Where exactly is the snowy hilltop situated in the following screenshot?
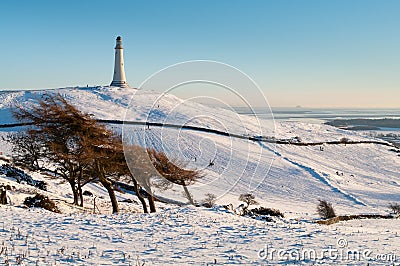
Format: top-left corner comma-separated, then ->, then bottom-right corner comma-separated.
0,86 -> 399,265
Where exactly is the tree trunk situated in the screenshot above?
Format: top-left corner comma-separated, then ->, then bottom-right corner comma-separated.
93,161 -> 119,214
68,179 -> 79,205
73,189 -> 79,205
148,194 -> 156,213
131,178 -> 148,213
78,170 -> 84,207
107,183 -> 119,214
96,162 -> 119,213
182,184 -> 195,205
98,177 -> 119,213
78,182 -> 83,207
0,189 -> 7,205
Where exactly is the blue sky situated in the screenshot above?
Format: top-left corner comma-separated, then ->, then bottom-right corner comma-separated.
0,0 -> 399,108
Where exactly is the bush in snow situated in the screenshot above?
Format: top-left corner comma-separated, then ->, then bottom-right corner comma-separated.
24,193 -> 60,213
202,193 -> 217,208
389,203 -> 400,216
317,199 -> 336,219
248,207 -> 284,218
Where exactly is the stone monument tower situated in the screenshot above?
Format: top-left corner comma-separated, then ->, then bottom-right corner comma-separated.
110,36 -> 129,87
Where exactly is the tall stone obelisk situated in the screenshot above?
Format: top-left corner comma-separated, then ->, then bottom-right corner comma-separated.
110,36 -> 129,87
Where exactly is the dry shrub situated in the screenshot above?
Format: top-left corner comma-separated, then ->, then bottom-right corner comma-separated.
389,203 -> 400,215
317,199 -> 336,219
24,193 -> 60,213
249,207 -> 284,218
202,193 -> 217,208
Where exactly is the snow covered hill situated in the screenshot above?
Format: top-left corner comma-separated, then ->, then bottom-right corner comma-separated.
0,86 -> 399,265
0,86 -> 398,214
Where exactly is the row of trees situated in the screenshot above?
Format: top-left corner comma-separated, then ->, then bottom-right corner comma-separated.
9,94 -> 202,213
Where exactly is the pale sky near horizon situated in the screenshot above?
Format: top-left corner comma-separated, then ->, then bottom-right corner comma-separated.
0,0 -> 399,108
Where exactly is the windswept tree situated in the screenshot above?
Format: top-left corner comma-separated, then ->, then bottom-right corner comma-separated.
84,131 -> 126,214
147,148 -> 202,205
11,93 -> 171,214
12,94 -> 94,206
124,145 -> 160,213
12,94 -> 122,211
76,116 -> 153,214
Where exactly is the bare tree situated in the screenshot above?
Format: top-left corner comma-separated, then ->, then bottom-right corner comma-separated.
11,93 -> 161,214
147,148 -> 202,205
124,145 -> 161,213
239,193 -> 258,208
12,94 -> 116,209
112,145 -> 150,213
12,94 -> 93,206
202,193 -> 217,208
6,131 -> 44,170
82,128 -> 151,214
76,119 -> 123,213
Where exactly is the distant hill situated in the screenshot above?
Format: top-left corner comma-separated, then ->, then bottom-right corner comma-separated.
326,118 -> 400,129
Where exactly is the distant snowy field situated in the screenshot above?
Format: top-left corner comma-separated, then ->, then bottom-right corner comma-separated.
0,86 -> 399,265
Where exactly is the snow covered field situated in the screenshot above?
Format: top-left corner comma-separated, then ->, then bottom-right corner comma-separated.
0,86 -> 399,265
1,205 -> 399,265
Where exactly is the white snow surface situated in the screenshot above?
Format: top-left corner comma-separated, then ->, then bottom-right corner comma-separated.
0,86 -> 399,265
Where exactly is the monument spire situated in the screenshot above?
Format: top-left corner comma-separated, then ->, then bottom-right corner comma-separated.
110,36 -> 129,88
